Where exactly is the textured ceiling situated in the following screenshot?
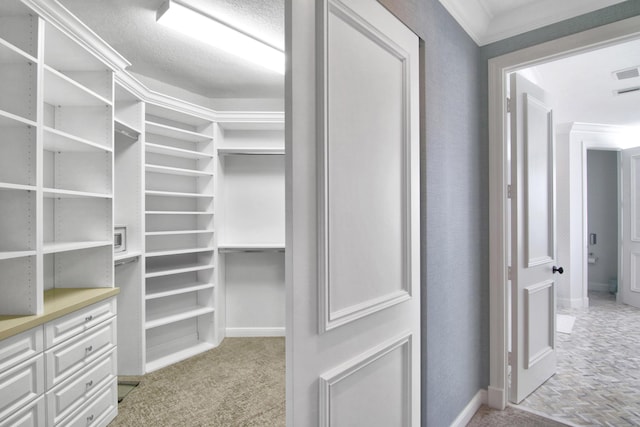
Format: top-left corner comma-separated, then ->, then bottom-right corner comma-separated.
528,38 -> 640,127
59,0 -> 284,99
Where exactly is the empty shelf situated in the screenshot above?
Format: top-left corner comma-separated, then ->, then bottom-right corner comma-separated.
146,230 -> 214,236
43,188 -> 112,199
0,250 -> 36,261
146,282 -> 214,300
145,164 -> 213,177
145,262 -> 214,278
43,240 -> 112,254
145,190 -> 212,199
145,142 -> 213,159
146,121 -> 212,143
145,247 -> 215,258
44,126 -> 112,153
145,305 -> 215,330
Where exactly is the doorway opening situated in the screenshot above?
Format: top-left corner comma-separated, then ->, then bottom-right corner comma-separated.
488,12 -> 640,421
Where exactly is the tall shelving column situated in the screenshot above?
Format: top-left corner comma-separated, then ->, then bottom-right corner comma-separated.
114,80 -> 145,375
0,1 -> 40,315
144,102 -> 216,372
41,21 -> 114,293
216,120 -> 285,337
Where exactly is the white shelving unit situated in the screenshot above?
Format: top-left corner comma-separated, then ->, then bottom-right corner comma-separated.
113,80 -> 145,375
143,102 -> 217,371
216,121 -> 285,337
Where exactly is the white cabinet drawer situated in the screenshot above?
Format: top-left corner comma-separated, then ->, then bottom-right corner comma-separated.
45,299 -> 116,349
58,379 -> 117,427
45,318 -> 116,389
0,395 -> 44,427
0,354 -> 44,421
47,349 -> 116,426
0,327 -> 43,373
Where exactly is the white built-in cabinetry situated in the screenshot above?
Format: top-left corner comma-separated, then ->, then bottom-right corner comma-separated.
144,103 -> 217,372
216,122 -> 285,337
2,0 -> 285,391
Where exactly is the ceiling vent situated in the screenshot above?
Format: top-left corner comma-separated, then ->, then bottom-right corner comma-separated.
613,66 -> 640,80
615,86 -> 640,96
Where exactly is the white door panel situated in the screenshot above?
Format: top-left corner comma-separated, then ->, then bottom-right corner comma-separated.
287,0 -> 420,425
621,147 -> 640,309
510,73 -> 557,403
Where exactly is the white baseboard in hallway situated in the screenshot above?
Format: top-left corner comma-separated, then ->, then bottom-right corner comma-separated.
450,389 -> 487,427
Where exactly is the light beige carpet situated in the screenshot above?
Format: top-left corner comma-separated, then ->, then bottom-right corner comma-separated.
467,405 -> 570,427
110,337 -> 285,427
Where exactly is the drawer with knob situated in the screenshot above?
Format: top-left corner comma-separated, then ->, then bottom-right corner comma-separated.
57,379 -> 117,427
45,317 -> 116,389
45,300 -> 116,349
46,349 -> 116,425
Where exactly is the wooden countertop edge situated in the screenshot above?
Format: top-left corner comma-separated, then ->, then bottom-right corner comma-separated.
0,287 -> 120,341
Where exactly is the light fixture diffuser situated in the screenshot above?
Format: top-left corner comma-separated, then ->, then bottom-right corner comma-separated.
157,0 -> 284,74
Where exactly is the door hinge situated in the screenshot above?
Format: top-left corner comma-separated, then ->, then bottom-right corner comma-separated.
507,266 -> 512,280
507,185 -> 512,199
506,97 -> 511,113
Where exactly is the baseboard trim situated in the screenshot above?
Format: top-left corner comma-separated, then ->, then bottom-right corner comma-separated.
226,327 -> 285,337
450,389 -> 487,427
487,385 -> 506,409
558,297 -> 585,309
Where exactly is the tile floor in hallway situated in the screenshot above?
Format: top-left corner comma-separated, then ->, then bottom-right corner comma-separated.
517,291 -> 640,426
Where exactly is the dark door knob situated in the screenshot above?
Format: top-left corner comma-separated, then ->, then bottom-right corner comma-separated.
552,266 -> 564,274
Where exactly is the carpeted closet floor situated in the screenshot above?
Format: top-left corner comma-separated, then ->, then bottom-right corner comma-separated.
109,337 -> 285,427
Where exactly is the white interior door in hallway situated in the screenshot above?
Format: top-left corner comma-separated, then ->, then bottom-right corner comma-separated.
621,146 -> 640,309
509,73 -> 558,404
286,0 -> 421,425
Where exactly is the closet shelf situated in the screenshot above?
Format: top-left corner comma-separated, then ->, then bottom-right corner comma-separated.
43,65 -> 112,107
44,126 -> 112,153
43,188 -> 112,199
43,240 -> 112,254
0,36 -> 37,64
145,305 -> 215,330
145,142 -> 213,160
145,247 -> 215,258
114,119 -> 141,141
114,251 -> 142,262
145,340 -> 215,373
0,183 -> 36,192
0,109 -> 37,128
145,262 -> 214,278
0,250 -> 36,261
145,282 -> 214,300
146,210 -> 214,216
145,121 -> 212,143
145,230 -> 213,236
145,164 -> 213,178
217,147 -> 284,155
145,190 -> 213,199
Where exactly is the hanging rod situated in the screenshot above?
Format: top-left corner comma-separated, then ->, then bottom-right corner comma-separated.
219,248 -> 285,254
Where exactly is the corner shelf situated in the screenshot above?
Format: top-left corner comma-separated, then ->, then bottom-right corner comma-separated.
146,121 -> 212,143
145,305 -> 215,330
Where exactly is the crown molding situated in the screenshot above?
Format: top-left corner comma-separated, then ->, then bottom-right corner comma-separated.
439,0 -> 627,46
23,0 -> 131,71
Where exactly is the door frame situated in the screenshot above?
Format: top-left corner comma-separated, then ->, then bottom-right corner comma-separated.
487,15 -> 640,409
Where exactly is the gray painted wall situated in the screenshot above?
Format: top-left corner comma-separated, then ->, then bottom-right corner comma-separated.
378,0 -> 640,426
587,150 -> 618,288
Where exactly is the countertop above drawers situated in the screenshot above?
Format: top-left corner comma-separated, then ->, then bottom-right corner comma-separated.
0,288 -> 120,341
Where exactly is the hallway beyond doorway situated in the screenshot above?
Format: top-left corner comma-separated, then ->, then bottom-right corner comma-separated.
518,292 -> 640,426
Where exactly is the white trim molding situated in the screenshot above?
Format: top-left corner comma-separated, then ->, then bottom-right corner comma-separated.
450,389 -> 487,427
489,16 -> 640,409
225,327 -> 285,337
438,0 -> 628,46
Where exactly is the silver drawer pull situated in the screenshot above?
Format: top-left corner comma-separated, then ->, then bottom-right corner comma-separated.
86,380 -> 93,388
85,345 -> 93,353
85,315 -> 93,322
87,413 -> 94,423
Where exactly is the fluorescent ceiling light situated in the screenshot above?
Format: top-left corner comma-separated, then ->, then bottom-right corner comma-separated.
157,0 -> 284,74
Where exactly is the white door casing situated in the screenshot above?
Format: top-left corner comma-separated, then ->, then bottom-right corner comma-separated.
621,147 -> 640,309
286,0 -> 420,425
509,73 -> 558,404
